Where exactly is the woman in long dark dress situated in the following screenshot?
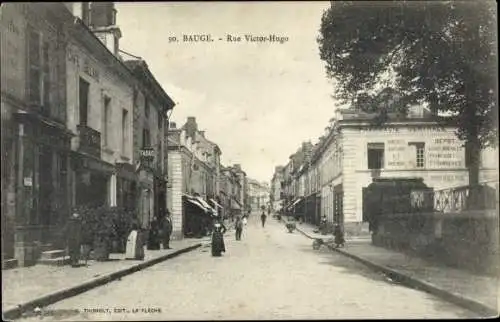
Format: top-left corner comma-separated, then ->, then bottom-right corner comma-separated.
211,219 -> 227,257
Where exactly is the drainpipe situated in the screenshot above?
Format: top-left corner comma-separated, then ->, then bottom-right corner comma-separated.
164,108 -> 173,214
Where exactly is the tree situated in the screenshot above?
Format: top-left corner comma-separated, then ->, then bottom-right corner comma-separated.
318,1 -> 498,186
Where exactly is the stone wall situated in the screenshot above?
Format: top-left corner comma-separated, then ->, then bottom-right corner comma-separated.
372,210 -> 499,275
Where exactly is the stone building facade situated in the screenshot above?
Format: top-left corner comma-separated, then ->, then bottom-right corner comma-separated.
124,59 -> 175,229
1,2 -> 176,267
167,118 -> 223,238
65,13 -> 136,213
1,3 -> 74,267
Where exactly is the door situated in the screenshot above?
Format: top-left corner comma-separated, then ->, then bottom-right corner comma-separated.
39,147 -> 53,226
333,187 -> 343,226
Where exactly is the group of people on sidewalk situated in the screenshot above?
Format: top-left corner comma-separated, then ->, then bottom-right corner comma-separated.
148,211 -> 173,250
64,210 -> 174,267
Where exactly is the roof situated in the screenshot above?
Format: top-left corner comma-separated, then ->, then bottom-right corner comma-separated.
124,59 -> 175,112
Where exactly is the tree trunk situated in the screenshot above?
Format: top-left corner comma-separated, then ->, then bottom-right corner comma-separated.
465,137 -> 482,210
465,138 -> 480,187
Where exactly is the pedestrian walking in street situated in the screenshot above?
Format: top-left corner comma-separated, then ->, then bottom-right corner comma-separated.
320,215 -> 328,235
235,216 -> 243,241
334,223 -> 345,248
261,211 -> 267,228
211,218 -> 227,257
65,212 -> 83,267
161,211 -> 173,249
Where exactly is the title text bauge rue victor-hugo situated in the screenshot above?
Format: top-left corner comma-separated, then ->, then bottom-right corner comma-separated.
169,33 -> 289,44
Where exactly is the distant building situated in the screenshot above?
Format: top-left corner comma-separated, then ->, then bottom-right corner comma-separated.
220,166 -> 243,219
167,117 -> 222,238
270,166 -> 284,212
247,178 -> 271,211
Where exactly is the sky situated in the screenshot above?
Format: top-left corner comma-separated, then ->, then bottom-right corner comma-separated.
116,1 -> 337,183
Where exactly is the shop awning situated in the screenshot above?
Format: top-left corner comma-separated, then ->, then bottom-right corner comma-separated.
183,194 -> 214,214
185,197 -> 207,212
287,197 -> 303,210
210,198 -> 223,209
195,197 -> 216,213
231,199 -> 241,210
292,197 -> 303,207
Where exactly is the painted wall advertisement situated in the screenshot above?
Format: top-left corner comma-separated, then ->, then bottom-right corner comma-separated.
385,137 -> 465,170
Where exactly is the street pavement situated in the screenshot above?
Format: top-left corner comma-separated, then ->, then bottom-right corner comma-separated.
15,213 -> 476,321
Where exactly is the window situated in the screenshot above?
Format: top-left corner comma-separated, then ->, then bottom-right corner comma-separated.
367,143 -> 385,169
144,98 -> 150,119
28,26 -> 50,112
142,128 -> 151,148
28,27 -> 41,104
409,142 -> 425,168
122,109 -> 128,153
42,41 -> 50,114
103,96 -> 111,146
79,78 -> 89,126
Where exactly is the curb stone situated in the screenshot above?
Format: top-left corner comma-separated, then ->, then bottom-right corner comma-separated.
294,226 -> 498,317
2,243 -> 202,321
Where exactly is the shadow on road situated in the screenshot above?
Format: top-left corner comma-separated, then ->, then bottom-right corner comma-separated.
299,244 -> 388,283
298,243 -> 477,319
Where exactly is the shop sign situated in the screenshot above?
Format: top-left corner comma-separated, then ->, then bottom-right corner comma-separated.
67,47 -> 100,81
140,147 -> 155,161
23,177 -> 33,187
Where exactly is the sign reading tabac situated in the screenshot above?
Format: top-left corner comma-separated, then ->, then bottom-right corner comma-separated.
140,147 -> 155,161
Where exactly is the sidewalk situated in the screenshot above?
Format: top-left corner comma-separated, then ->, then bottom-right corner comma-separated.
2,237 -> 210,320
292,221 -> 499,317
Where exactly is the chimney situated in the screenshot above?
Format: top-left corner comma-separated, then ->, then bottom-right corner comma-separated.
89,2 -> 122,57
184,117 -> 198,139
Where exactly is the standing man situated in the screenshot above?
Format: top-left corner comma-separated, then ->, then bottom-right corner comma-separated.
235,216 -> 243,241
161,211 -> 173,249
66,212 -> 82,267
260,210 -> 267,228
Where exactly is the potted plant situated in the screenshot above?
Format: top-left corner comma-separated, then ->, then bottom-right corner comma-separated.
93,206 -> 115,261
110,207 -> 135,253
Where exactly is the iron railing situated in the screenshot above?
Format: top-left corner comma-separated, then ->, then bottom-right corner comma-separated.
380,183 -> 498,215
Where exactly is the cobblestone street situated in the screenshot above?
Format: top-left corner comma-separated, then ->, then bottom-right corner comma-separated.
15,214 -> 476,321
